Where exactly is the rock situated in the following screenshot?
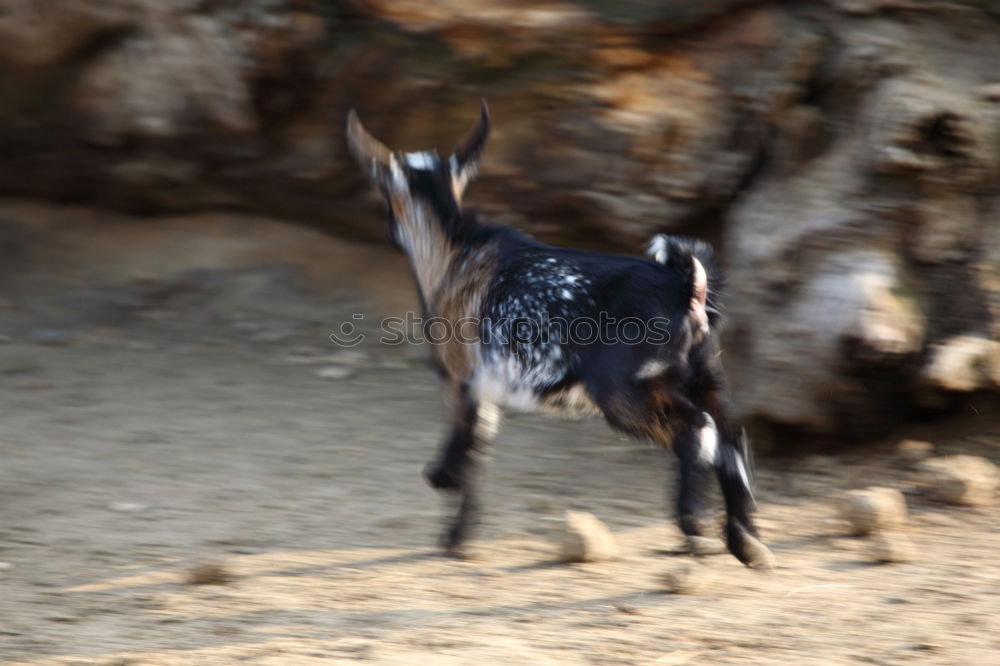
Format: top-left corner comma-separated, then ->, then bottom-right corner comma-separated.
0,0 -> 998,442
71,5 -> 257,145
0,1 -> 137,70
918,456 -> 999,506
661,561 -> 716,594
559,511 -> 618,563
840,487 -> 907,535
185,561 -> 232,585
896,440 -> 935,466
316,366 -> 355,380
869,532 -> 915,563
921,336 -> 1000,393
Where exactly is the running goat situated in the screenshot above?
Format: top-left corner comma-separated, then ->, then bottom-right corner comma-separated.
346,102 -> 773,568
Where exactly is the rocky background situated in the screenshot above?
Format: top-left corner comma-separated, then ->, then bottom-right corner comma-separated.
1,0 -> 998,443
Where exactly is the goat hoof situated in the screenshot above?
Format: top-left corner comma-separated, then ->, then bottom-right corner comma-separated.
744,537 -> 776,572
686,535 -> 727,557
729,525 -> 776,571
424,463 -> 461,491
440,528 -> 472,558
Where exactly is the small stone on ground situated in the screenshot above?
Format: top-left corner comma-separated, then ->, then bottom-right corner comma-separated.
840,487 -> 907,535
559,511 -> 619,563
897,440 -> 934,465
185,561 -> 232,585
662,561 -> 716,594
918,455 -> 999,506
870,532 -> 915,563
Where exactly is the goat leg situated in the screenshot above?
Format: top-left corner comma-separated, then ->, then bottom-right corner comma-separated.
423,386 -> 486,555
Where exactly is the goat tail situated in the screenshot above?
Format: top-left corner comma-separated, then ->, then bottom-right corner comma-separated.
646,234 -> 724,329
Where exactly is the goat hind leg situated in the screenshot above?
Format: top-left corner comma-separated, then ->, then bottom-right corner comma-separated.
711,425 -> 774,569
672,423 -> 726,556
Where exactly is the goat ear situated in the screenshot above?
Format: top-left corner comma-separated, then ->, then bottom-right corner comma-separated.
346,109 -> 395,186
449,100 -> 490,201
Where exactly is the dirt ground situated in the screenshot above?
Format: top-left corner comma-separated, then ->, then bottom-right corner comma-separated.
2,202 -> 1000,665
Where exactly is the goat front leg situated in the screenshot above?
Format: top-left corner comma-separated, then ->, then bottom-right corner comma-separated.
423,387 -> 499,555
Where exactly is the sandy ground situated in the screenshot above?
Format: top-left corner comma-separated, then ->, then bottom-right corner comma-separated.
2,202 -> 1000,665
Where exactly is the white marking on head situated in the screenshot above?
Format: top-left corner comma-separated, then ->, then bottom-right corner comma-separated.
698,413 -> 719,466
403,150 -> 438,170
635,359 -> 669,380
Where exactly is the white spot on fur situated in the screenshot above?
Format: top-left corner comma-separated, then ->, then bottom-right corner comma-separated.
471,356 -> 542,411
698,413 -> 718,466
389,156 -> 407,191
635,359 -> 669,380
476,402 -> 502,440
561,289 -> 572,300
647,234 -> 669,263
735,454 -> 751,493
403,150 -> 438,169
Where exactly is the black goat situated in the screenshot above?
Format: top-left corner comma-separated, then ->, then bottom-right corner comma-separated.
346,102 -> 772,568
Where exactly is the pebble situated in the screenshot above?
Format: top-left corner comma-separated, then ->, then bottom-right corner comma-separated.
322,349 -> 371,366
918,455 -> 999,506
869,532 -> 915,563
316,366 -> 356,380
896,439 -> 934,466
840,487 -> 907,535
559,510 -> 619,562
185,561 -> 232,585
108,502 -> 148,513
661,561 -> 716,594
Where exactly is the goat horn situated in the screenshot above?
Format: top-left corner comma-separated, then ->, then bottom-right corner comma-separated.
452,100 -> 491,166
346,109 -> 393,174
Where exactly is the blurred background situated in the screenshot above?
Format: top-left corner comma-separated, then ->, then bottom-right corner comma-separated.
3,0 -> 999,441
2,1 -> 1000,664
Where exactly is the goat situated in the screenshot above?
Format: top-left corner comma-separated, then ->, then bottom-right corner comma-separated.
346,102 -> 772,568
